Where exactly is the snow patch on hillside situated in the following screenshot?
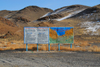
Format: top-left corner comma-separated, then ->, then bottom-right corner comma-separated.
81,21 -> 100,35
51,8 -> 66,15
41,12 -> 51,18
55,9 -> 85,21
56,14 -> 72,21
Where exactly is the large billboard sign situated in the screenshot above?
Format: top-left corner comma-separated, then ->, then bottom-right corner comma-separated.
24,27 -> 74,44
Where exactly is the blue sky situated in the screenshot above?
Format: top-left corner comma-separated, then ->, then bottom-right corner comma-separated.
0,0 -> 100,11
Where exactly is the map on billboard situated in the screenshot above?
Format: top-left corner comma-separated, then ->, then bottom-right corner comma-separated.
49,27 -> 74,44
24,27 -> 37,44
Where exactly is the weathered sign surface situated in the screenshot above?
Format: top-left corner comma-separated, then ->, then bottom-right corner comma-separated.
24,27 -> 49,44
37,27 -> 49,44
24,27 -> 37,44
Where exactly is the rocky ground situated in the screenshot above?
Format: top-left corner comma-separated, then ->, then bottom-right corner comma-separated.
0,51 -> 100,67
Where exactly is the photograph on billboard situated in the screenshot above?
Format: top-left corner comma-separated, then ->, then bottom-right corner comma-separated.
49,27 -> 74,44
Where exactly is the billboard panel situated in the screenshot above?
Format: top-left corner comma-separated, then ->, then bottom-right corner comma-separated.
24,27 -> 49,44
37,27 -> 49,44
49,27 -> 74,44
24,27 -> 37,44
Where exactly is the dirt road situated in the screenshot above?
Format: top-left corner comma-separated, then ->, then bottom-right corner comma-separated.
0,51 -> 100,67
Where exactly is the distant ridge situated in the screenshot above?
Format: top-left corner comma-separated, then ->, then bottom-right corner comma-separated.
9,6 -> 53,24
37,5 -> 89,21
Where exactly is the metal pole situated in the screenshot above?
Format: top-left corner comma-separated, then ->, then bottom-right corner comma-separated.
58,44 -> 60,51
70,44 -> 72,48
48,44 -> 50,51
26,44 -> 28,51
37,44 -> 38,51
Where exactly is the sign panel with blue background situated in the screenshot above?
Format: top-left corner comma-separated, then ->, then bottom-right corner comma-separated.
49,27 -> 74,44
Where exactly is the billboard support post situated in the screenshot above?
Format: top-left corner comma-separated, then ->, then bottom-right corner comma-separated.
48,44 -> 50,51
58,44 -> 60,51
26,44 -> 28,51
70,44 -> 72,48
37,44 -> 38,51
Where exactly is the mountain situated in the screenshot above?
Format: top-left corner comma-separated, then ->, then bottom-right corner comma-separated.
8,6 -> 53,24
0,6 -> 53,27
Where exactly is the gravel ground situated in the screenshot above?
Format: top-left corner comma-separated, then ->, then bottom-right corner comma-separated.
91,43 -> 100,47
0,50 -> 100,67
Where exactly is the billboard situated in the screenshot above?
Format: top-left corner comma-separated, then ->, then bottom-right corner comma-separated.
24,27 -> 74,44
49,27 -> 74,44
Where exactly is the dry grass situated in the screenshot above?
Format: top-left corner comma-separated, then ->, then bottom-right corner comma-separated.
88,45 -> 100,52
74,40 -> 91,47
0,43 -> 100,52
60,46 -> 87,51
0,40 -> 99,52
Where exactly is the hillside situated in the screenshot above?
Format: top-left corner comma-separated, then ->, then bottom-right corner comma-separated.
37,5 -> 89,21
94,4 -> 100,9
0,16 -> 16,27
0,16 -> 23,40
0,10 -> 18,18
70,7 -> 100,21
8,6 -> 53,24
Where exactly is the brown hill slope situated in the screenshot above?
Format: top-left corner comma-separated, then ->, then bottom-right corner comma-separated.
0,10 -> 18,19
94,4 -> 100,9
9,6 -> 53,23
0,16 -> 22,40
70,7 -> 100,21
37,5 -> 89,21
0,16 -> 16,27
